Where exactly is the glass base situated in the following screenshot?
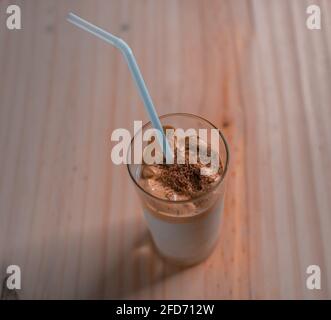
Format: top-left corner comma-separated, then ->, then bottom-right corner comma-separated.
152,236 -> 219,267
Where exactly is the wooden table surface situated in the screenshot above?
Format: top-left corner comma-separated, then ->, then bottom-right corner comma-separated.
0,0 -> 330,299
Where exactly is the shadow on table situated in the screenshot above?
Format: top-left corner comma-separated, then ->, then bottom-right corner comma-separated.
105,226 -> 189,299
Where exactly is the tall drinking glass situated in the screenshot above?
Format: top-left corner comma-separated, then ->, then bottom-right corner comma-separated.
127,113 -> 229,266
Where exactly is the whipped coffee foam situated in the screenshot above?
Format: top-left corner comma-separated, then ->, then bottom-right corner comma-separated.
138,134 -> 223,204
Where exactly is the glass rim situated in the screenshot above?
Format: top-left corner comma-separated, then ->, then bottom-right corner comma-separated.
127,112 -> 230,204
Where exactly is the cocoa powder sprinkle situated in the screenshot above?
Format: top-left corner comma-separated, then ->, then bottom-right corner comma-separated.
156,145 -> 223,198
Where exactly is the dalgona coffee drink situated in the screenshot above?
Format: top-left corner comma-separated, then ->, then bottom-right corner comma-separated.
128,114 -> 229,266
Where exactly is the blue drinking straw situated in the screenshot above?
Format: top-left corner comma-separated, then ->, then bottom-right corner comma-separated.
67,12 -> 173,163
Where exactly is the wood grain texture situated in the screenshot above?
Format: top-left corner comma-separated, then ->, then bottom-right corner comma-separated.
0,0 -> 330,299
